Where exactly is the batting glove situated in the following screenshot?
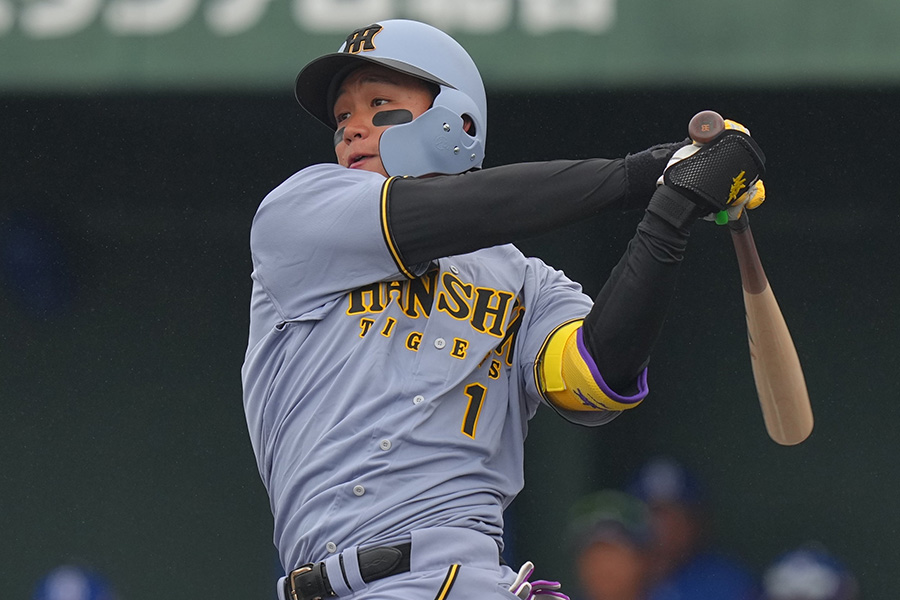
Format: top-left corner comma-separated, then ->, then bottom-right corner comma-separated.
508,561 -> 570,600
657,119 -> 767,224
705,178 -> 766,223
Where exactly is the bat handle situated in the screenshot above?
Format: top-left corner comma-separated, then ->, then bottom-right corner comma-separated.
728,211 -> 768,295
728,207 -> 750,233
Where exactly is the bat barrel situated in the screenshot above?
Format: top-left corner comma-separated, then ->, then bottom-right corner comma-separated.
729,214 -> 814,446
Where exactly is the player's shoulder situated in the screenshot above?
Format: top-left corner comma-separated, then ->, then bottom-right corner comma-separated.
251,163 -> 387,243
267,163 -> 385,200
458,246 -> 580,292
252,164 -> 387,229
465,246 -> 578,278
470,244 -> 526,262
458,245 -> 540,277
296,162 -> 384,184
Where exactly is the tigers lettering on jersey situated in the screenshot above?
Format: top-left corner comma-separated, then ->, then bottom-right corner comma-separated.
347,267 -> 524,365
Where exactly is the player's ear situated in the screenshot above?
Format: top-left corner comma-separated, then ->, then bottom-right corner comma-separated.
463,115 -> 475,135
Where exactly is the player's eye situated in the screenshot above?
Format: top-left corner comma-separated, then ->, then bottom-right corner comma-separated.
372,98 -> 389,107
335,111 -> 350,123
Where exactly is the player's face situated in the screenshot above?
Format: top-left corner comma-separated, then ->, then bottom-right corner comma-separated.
331,65 -> 435,177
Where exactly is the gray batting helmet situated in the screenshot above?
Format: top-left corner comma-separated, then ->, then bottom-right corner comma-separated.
295,19 -> 487,177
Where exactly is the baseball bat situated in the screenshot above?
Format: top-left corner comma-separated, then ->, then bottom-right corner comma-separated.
688,111 -> 814,445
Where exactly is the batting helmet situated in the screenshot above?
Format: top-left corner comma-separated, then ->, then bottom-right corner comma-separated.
294,19 -> 487,177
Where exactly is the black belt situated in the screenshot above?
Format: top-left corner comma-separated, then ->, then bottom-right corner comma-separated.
285,543 -> 411,600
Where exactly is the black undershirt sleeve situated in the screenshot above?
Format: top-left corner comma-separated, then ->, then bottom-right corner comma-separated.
386,158 -> 630,266
581,206 -> 691,393
387,154 -> 693,397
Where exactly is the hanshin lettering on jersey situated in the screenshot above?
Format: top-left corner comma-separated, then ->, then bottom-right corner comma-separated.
346,267 -> 525,368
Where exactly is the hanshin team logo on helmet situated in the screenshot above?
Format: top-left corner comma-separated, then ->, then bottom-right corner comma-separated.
342,24 -> 383,54
295,19 -> 487,177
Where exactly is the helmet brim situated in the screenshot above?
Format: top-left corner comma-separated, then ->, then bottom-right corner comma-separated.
295,53 -> 453,129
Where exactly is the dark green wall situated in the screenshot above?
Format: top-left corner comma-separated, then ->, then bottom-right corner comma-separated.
2,87 -> 895,598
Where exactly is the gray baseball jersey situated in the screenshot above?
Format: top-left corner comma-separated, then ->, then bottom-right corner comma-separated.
242,163 -> 618,574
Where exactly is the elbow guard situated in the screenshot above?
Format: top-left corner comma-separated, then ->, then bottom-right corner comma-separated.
536,320 -> 648,412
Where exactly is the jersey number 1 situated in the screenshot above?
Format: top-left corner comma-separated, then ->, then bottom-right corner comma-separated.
462,383 -> 486,439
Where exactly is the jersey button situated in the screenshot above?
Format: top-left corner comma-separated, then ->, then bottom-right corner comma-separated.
434,338 -> 446,349
413,395 -> 425,405
326,542 -> 337,553
379,439 -> 392,451
353,485 -> 366,497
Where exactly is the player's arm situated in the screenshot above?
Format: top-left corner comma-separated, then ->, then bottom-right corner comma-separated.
384,141 -> 686,269
534,201 -> 687,412
535,318 -> 647,415
532,201 -> 687,413
536,127 -> 766,409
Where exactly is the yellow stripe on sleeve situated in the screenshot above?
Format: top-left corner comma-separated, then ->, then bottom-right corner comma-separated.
380,175 -> 417,279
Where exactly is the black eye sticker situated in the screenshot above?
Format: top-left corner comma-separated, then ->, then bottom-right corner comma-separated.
372,109 -> 413,127
333,127 -> 345,147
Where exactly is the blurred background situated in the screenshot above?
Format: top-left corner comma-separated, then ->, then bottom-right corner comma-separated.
1,1 -> 897,598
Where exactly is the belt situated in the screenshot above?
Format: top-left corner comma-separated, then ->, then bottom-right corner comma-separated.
285,543 -> 411,600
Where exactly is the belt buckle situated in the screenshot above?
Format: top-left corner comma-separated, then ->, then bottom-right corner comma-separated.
288,564 -> 317,600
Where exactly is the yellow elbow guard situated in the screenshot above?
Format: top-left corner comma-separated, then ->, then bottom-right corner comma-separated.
536,320 -> 648,412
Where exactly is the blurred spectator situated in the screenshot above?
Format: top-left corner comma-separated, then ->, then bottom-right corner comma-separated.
627,456 -> 757,600
569,489 -> 653,600
760,545 -> 858,600
31,565 -> 118,600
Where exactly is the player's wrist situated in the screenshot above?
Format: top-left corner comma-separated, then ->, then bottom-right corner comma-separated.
646,184 -> 707,231
623,139 -> 690,207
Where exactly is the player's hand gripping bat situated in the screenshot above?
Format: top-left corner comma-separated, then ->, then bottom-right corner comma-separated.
688,110 -> 814,445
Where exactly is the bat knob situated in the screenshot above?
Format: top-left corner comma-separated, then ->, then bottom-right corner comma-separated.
688,110 -> 725,144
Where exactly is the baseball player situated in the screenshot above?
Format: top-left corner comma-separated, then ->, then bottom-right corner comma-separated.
241,19 -> 766,600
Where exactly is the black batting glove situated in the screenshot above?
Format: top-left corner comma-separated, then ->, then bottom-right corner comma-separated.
648,128 -> 766,230
663,129 -> 766,214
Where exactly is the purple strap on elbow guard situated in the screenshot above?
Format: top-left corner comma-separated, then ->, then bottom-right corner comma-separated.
576,328 -> 648,406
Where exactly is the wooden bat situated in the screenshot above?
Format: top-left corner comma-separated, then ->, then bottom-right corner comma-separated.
688,111 -> 814,445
